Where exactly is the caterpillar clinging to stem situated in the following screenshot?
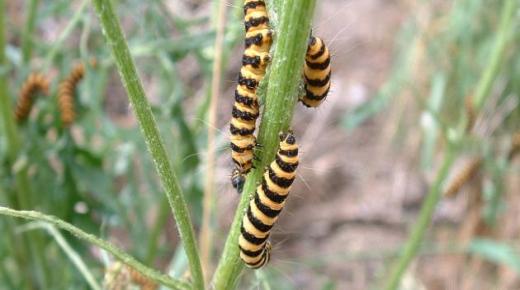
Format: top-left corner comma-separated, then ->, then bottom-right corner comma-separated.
230,0 -> 274,192
239,131 -> 299,269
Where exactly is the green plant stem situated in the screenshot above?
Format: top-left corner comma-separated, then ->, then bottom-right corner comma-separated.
199,0 -> 227,282
21,0 -> 39,62
38,224 -> 101,290
472,0 -> 517,111
383,149 -> 456,290
0,3 -> 20,158
382,3 -> 516,288
0,1 -> 48,287
0,3 -> 29,282
145,195 -> 170,264
211,1 -> 316,289
90,1 -> 204,289
0,207 -> 191,290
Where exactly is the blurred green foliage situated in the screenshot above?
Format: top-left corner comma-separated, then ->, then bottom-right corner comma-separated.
343,0 -> 519,288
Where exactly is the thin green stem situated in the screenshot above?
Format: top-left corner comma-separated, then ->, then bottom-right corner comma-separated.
211,1 -> 316,289
383,2 -> 517,288
0,2 -> 20,159
383,149 -> 456,290
145,195 -> 170,264
0,0 -> 48,287
42,0 -> 88,71
21,0 -> 39,62
199,0 -> 227,282
0,207 -> 191,290
90,1 -> 204,289
35,224 -> 101,290
472,0 -> 517,111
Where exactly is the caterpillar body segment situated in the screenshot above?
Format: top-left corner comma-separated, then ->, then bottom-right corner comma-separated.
15,73 -> 50,122
242,51 -> 271,74
238,50 -> 271,91
58,63 -> 85,127
244,29 -> 273,52
230,134 -> 256,170
300,36 -> 331,108
239,132 -> 299,269
230,0 -> 273,192
244,0 -> 270,33
239,239 -> 271,269
443,158 -> 482,198
230,131 -> 255,192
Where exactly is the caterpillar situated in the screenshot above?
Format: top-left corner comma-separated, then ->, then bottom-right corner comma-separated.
300,36 -> 331,108
508,131 -> 520,161
127,266 -> 158,290
464,95 -> 476,132
230,0 -> 273,191
239,131 -> 299,268
15,73 -> 50,122
58,62 -> 85,127
104,262 -> 157,290
443,158 -> 482,198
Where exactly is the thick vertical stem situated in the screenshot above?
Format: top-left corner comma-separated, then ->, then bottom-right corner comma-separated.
211,0 -> 316,289
89,1 -> 204,289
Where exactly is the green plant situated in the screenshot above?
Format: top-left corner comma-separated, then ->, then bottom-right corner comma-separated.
0,0 -> 317,288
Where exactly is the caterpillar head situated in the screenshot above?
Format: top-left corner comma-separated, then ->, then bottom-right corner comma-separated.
307,35 -> 317,49
231,168 -> 245,193
279,130 -> 295,145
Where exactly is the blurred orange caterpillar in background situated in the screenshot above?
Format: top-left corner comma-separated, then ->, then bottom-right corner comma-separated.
15,73 -> 50,122
300,35 -> 331,108
230,0 -> 273,192
443,158 -> 482,198
58,62 -> 85,127
239,131 -> 299,269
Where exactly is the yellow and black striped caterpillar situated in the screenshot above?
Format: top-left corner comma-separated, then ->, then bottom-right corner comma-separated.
239,131 -> 299,268
58,62 -> 85,127
300,36 -> 331,108
15,73 -> 50,122
230,0 -> 273,191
